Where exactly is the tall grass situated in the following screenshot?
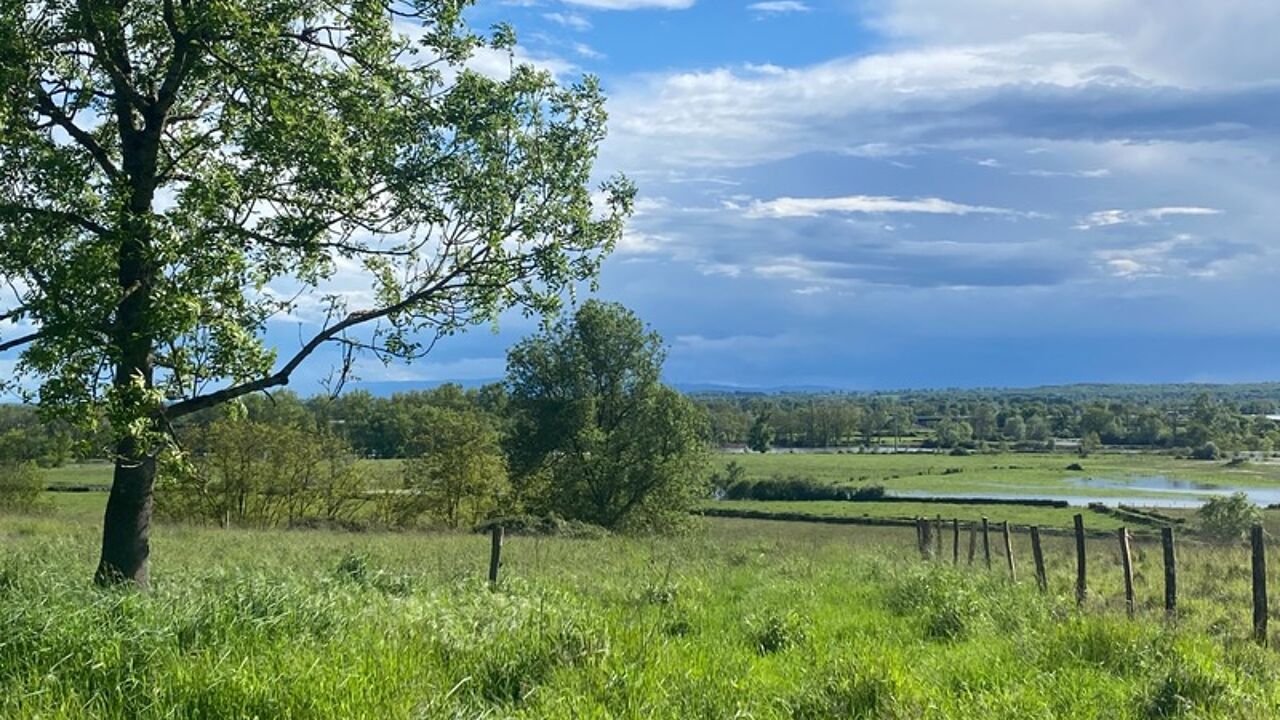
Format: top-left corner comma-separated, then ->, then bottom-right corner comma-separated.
1,514 -> 1278,718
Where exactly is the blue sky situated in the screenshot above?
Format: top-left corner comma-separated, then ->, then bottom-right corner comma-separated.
11,1 -> 1273,394
328,0 -> 1280,391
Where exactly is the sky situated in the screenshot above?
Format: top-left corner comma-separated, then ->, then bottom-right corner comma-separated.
11,0 -> 1280,394
329,0 -> 1280,391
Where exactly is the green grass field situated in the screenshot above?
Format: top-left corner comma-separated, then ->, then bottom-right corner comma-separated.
4,509 -> 1280,718
722,451 -> 1280,497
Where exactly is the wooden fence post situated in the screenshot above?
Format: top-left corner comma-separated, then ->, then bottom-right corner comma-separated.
981,517 -> 992,569
1161,527 -> 1177,618
952,518 -> 960,565
934,515 -> 943,559
1002,521 -> 1016,581
967,523 -> 977,565
1031,526 -> 1047,592
1074,513 -> 1087,605
1252,524 -> 1268,646
1119,527 -> 1135,618
489,525 -> 504,586
918,517 -> 934,560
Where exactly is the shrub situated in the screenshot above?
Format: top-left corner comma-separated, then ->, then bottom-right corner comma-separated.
1191,442 -> 1220,461
1197,492 -> 1261,543
0,461 -> 43,512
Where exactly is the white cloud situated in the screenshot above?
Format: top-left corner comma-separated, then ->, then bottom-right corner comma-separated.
749,1 -> 810,14
864,0 -> 1280,84
746,195 -> 1016,218
1018,168 -> 1111,178
1075,206 -> 1221,230
543,12 -> 592,30
605,33 -> 1143,168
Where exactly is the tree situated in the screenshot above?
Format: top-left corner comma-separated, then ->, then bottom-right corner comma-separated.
1197,492 -> 1261,543
158,412 -> 365,527
399,406 -> 508,528
506,301 -> 707,531
0,2 -> 632,585
747,414 -> 775,453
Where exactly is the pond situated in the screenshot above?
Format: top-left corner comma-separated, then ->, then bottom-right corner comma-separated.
890,475 -> 1280,508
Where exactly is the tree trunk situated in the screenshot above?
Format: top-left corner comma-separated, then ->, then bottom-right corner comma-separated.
96,439 -> 157,587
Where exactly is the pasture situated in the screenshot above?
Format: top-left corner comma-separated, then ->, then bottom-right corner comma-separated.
4,510 -> 1280,718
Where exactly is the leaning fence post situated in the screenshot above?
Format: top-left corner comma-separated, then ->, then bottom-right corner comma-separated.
1074,513 -> 1087,605
1002,521 -> 1016,581
981,517 -> 992,569
489,525 -> 504,586
917,517 -> 933,560
1161,527 -> 1177,618
1031,526 -> 1047,592
952,518 -> 960,565
1119,527 -> 1135,618
1252,524 -> 1268,646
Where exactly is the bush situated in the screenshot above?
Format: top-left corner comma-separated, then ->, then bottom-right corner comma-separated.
1191,442 -> 1220,461
0,461 -> 44,512
1197,492 -> 1261,543
721,475 -> 884,502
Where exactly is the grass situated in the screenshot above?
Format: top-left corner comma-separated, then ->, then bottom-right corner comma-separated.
4,510 -> 1280,718
722,451 -> 1280,497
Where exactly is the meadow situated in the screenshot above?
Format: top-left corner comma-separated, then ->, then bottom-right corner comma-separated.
5,503 -> 1280,718
721,451 -> 1280,494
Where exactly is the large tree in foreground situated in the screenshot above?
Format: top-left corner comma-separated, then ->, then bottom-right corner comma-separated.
506,301 -> 708,531
0,1 -> 633,586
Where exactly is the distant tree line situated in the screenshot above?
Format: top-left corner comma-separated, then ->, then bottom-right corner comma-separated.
695,392 -> 1280,454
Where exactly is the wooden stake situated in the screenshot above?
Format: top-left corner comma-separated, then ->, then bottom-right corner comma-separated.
1074,513 -> 1087,605
934,515 -> 943,559
1002,521 -> 1016,581
952,518 -> 960,565
1161,527 -> 1177,618
1031,526 -> 1047,592
967,523 -> 977,565
489,525 -> 504,586
981,517 -> 992,569
1119,527 -> 1135,618
1252,524 -> 1268,646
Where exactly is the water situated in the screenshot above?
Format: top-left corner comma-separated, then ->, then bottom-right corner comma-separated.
890,475 -> 1280,508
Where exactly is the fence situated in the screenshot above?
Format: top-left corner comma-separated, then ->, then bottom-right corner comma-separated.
912,513 -> 1272,645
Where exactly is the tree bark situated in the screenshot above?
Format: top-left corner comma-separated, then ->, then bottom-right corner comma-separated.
95,442 -> 158,587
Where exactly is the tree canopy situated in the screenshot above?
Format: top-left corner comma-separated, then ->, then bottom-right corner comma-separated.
0,0 -> 632,584
506,300 -> 708,531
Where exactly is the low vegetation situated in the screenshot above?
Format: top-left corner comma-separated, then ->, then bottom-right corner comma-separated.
3,514 -> 1280,718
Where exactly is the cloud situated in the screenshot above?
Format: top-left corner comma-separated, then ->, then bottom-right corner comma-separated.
748,1 -> 810,14
1075,206 -> 1222,230
863,0 -> 1280,84
745,195 -> 1017,218
543,12 -> 592,30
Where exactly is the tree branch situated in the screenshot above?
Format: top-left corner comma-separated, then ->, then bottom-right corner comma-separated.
0,332 -> 40,353
32,87 -> 121,179
165,252 -> 484,419
0,203 -> 111,237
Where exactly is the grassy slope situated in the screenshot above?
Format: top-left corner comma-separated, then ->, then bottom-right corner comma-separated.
3,511 -> 1279,718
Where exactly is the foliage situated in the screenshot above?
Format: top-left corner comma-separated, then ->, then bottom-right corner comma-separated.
393,406 -> 509,528
747,414 -> 775,453
0,461 -> 44,512
157,416 -> 365,527
0,0 -> 632,579
1,514 -> 1277,718
506,301 -> 708,531
1196,492 -> 1262,543
1192,442 -> 1221,461
721,475 -> 885,502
